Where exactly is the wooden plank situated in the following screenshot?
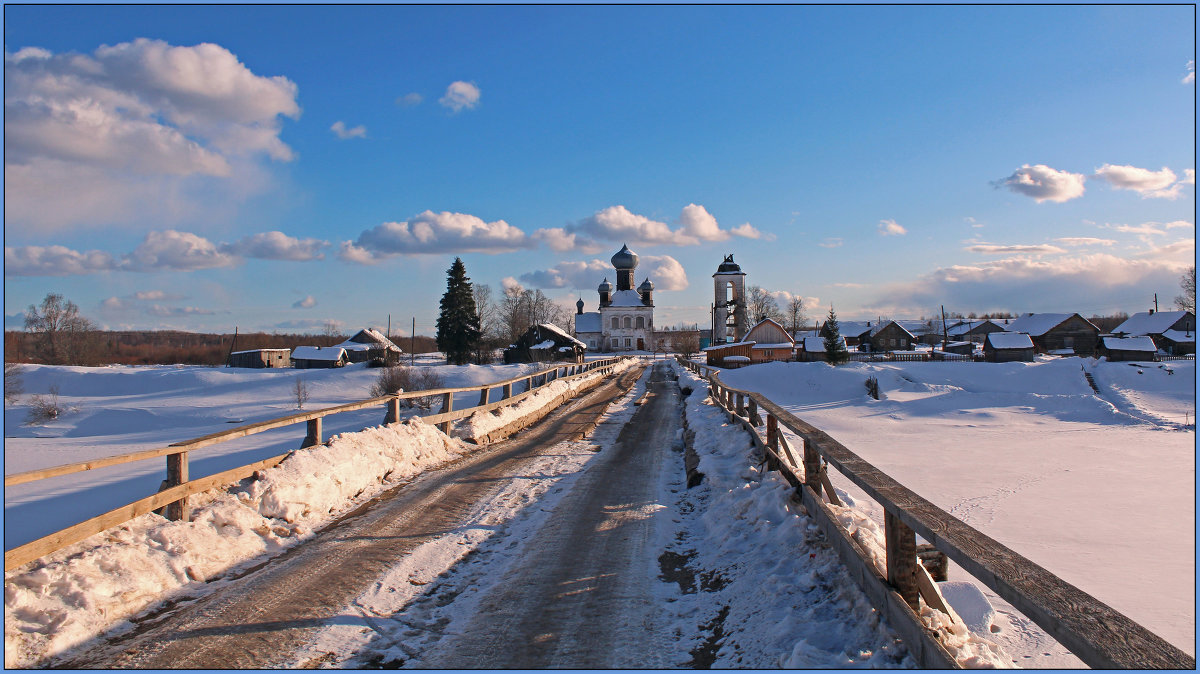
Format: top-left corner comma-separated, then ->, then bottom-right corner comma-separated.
886,510 -> 920,609
6,445 -> 189,486
164,451 -> 189,522
710,371 -> 1194,670
5,451 -> 291,569
820,468 -> 843,507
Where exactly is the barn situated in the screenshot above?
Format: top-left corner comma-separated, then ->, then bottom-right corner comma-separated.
1005,313 -> 1099,356
336,328 -> 403,365
983,332 -> 1035,362
744,318 -> 795,363
1097,336 -> 1157,362
503,323 -> 586,364
291,346 -> 349,369
228,348 -> 291,368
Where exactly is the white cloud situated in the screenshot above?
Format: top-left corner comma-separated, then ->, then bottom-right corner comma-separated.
145,304 -> 220,317
518,254 -> 688,292
1185,60 -> 1195,85
993,164 -> 1086,203
878,219 -> 907,236
123,230 -> 237,271
555,204 -> 765,248
1054,237 -> 1116,247
220,231 -> 328,261
531,227 -> 605,254
965,243 -> 1066,255
1093,164 -> 1188,199
330,121 -> 367,140
4,39 -> 300,232
396,92 -> 423,107
274,318 -> 344,332
439,81 -> 480,112
293,295 -> 317,309
4,244 -> 117,276
339,210 -> 530,262
1104,222 -> 1166,236
818,238 -> 843,248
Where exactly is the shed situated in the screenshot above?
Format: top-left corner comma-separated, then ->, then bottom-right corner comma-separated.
1097,336 -> 1158,362
799,335 -> 846,362
336,328 -> 403,365
228,348 -> 292,369
704,340 -> 754,367
503,323 -> 586,364
1005,313 -> 1099,356
935,341 -> 975,357
291,345 -> 349,369
983,332 -> 1035,362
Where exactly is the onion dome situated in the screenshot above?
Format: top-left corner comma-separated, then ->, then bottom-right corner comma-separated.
611,244 -> 639,270
716,254 -> 742,274
598,277 -> 613,293
576,298 -> 585,314
638,278 -> 654,292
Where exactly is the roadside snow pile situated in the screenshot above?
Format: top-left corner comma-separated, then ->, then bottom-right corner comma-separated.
675,363 -> 1012,668
454,358 -> 637,441
4,419 -> 465,668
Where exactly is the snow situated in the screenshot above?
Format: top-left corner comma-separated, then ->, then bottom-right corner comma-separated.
532,340 -> 556,350
985,332 -> 1034,350
291,345 -> 346,361
1100,335 -> 1156,352
724,355 -> 751,363
574,312 -> 601,333
702,340 -> 754,351
1113,310 -> 1192,336
938,581 -> 997,635
751,342 -> 794,349
1005,312 -> 1084,336
607,289 -> 649,307
230,348 -> 290,355
717,358 -> 1195,663
1160,329 -> 1195,344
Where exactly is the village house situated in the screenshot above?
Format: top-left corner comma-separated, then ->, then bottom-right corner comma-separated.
1005,313 -> 1100,356
1111,310 -> 1196,355
744,318 -> 795,363
227,348 -> 291,369
334,328 -> 403,366
983,332 -> 1035,362
798,335 -> 846,362
291,345 -> 349,369
946,319 -> 1008,344
504,323 -> 586,364
1097,335 -> 1158,362
863,320 -> 917,352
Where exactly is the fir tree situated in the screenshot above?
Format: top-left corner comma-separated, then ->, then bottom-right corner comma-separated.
436,258 -> 482,365
823,306 -> 850,365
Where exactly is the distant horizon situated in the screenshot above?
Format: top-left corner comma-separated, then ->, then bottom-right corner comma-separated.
4,5 -> 1194,333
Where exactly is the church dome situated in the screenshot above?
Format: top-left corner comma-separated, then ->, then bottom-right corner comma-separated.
611,244 -> 639,270
638,278 -> 654,291
597,277 -> 613,293
716,254 -> 742,274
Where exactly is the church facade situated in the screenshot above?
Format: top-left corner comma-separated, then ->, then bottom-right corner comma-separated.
574,244 -> 655,352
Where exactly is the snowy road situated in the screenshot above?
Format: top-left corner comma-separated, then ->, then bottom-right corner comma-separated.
53,364 -> 646,669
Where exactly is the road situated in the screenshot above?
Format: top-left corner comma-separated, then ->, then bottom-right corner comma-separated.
56,362 -> 649,669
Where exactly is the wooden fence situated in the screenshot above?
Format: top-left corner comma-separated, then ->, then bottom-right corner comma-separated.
678,357 -> 1193,669
4,357 -> 628,570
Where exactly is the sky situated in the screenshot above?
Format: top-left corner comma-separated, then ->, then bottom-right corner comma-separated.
3,5 -> 1195,337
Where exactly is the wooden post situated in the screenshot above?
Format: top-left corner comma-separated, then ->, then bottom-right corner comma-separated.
439,393 -> 454,434
766,414 -> 779,457
479,387 -> 489,406
803,433 -> 822,494
735,393 -> 746,417
885,510 -> 921,610
302,417 -> 322,448
748,398 -> 761,426
385,396 -> 400,425
526,376 -> 534,393
502,382 -> 512,400
164,451 -> 189,521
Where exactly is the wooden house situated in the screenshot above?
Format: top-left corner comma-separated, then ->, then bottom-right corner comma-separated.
983,332 -> 1035,362
946,319 -> 1008,344
820,320 -> 872,348
934,341 -> 975,358
1112,311 -> 1196,355
1097,336 -> 1157,362
799,335 -> 846,362
503,323 -> 586,364
1005,313 -> 1099,356
864,321 -> 917,353
291,345 -> 349,369
336,328 -> 403,365
228,348 -> 291,368
745,318 -> 795,363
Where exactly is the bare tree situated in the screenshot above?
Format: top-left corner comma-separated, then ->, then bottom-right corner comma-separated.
24,293 -> 98,365
473,283 -> 498,340
1176,266 -> 1196,313
4,362 -> 24,404
321,321 -> 343,347
786,296 -> 807,335
673,331 -> 700,358
746,286 -> 784,325
293,377 -> 310,409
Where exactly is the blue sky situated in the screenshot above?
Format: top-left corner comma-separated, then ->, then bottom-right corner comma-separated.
3,5 -> 1195,336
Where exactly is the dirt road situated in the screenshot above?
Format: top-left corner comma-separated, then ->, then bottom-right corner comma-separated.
56,363 -> 646,669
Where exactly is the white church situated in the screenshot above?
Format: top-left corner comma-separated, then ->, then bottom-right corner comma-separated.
574,244 -> 655,352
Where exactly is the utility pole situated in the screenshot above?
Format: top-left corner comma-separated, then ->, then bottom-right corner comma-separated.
941,306 -> 948,348
387,314 -> 391,340
1153,293 -> 1159,313
411,317 -> 415,366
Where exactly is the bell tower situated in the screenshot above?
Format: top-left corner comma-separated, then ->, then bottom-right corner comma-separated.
712,254 -> 747,343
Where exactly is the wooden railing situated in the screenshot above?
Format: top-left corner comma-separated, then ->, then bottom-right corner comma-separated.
4,357 -> 628,570
677,357 -> 1193,670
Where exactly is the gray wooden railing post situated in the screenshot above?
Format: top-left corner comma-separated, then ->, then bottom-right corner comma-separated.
385,396 -> 400,425
479,387 -> 489,406
302,417 -> 322,448
766,414 -> 779,459
502,382 -> 512,399
439,393 -> 454,434
165,451 -> 189,521
802,433 -> 822,494
885,510 -> 920,610
735,393 -> 746,417
748,398 -> 761,426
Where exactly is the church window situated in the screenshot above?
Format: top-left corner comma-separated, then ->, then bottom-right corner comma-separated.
623,316 -> 632,329
625,338 -> 631,347
611,338 -> 619,349
611,317 -> 619,330
635,316 -> 645,329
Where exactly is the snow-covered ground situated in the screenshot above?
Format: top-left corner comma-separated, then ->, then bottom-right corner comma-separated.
716,356 -> 1196,664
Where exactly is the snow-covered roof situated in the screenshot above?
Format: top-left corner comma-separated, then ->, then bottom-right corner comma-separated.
1161,329 -> 1196,344
575,312 -> 601,333
869,320 -> 916,338
533,323 -> 586,349
833,321 -> 873,338
607,289 -> 648,307
985,332 -> 1034,350
339,328 -> 402,352
532,340 -> 557,350
230,348 -> 291,355
947,320 -> 1001,336
1005,313 -> 1088,336
1101,336 -> 1157,352
751,343 -> 795,350
338,343 -> 373,352
725,355 -> 751,362
702,340 -> 755,351
1112,311 -> 1193,336
802,336 -> 844,352
291,346 -> 347,361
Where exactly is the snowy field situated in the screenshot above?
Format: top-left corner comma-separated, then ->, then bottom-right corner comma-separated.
717,356 -> 1196,664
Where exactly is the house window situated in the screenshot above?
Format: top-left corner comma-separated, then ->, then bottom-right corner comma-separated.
623,316 -> 632,329
636,316 -> 645,329
611,317 -> 619,330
